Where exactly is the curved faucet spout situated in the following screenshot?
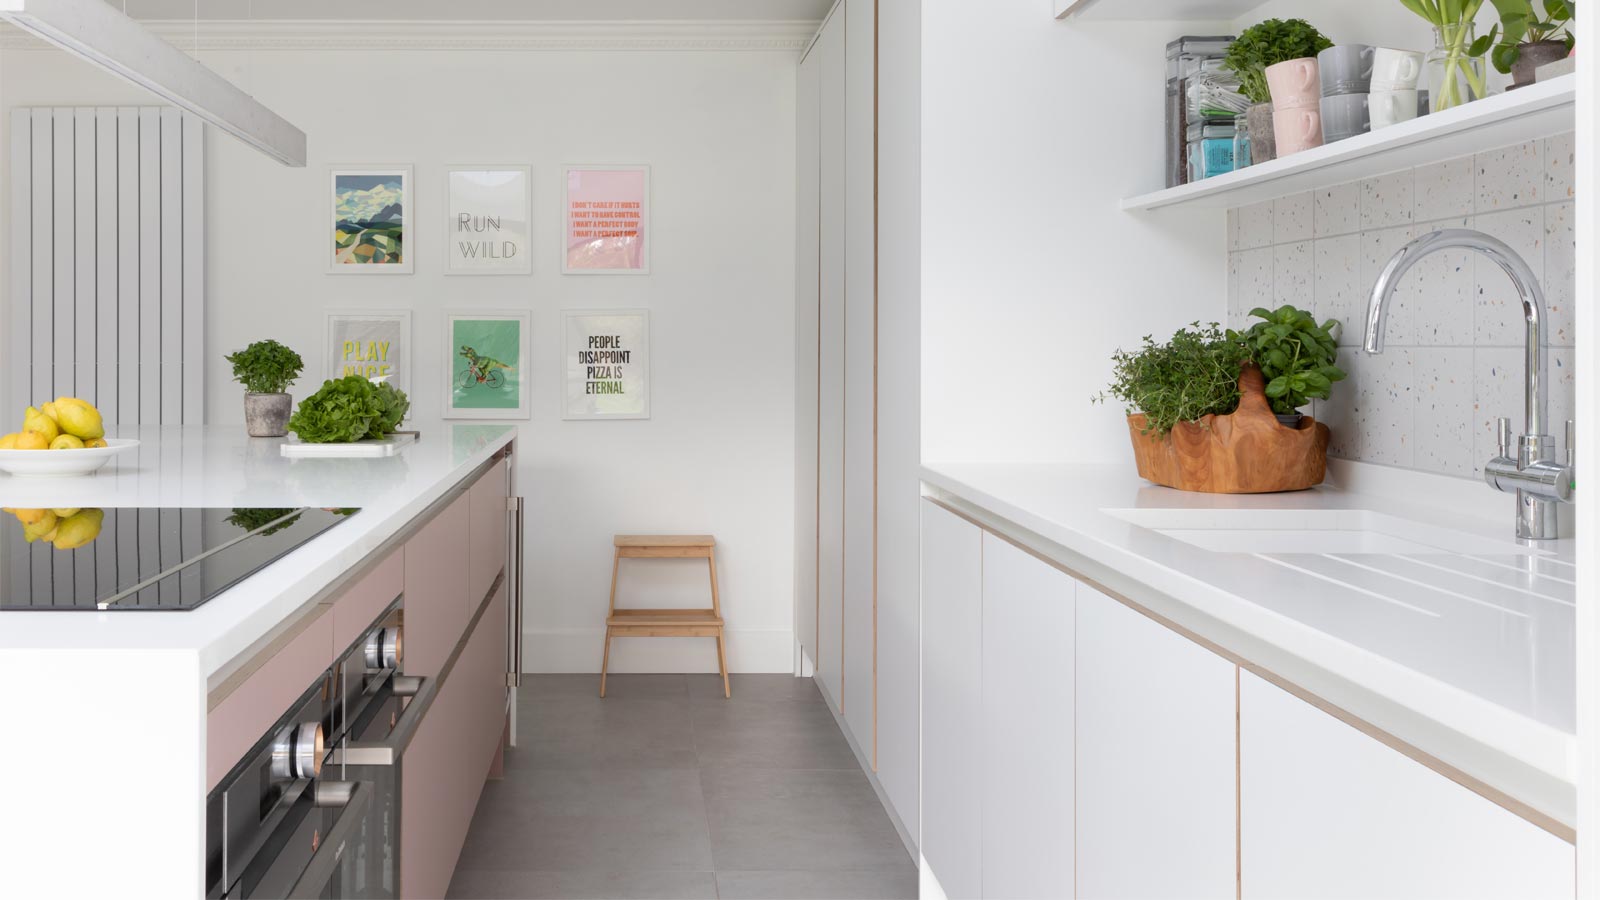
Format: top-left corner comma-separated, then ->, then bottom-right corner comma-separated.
1363,228 -> 1546,440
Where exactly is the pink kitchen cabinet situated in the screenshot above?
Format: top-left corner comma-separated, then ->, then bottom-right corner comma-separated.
403,492 -> 471,678
468,458 -> 509,608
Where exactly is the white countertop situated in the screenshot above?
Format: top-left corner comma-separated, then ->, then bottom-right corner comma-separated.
922,460 -> 1577,829
0,423 -> 516,682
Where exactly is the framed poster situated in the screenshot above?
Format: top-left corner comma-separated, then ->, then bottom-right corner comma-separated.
564,309 -> 650,420
330,166 -> 412,273
445,165 -> 532,275
562,165 -> 650,275
445,311 -> 530,420
325,310 -> 411,394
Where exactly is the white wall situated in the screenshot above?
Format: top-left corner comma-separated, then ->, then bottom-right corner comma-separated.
920,6 -> 1228,465
0,37 -> 799,673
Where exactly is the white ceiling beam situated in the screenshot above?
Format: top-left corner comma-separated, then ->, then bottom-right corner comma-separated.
0,0 -> 306,166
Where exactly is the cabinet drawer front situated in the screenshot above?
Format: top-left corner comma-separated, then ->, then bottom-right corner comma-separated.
468,459 -> 508,607
404,493 -> 471,677
1240,672 -> 1574,899
329,548 -> 404,659
207,611 -> 333,791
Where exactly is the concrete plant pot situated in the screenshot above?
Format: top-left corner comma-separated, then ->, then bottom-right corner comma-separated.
244,392 -> 292,437
1510,40 -> 1569,89
1246,103 -> 1277,164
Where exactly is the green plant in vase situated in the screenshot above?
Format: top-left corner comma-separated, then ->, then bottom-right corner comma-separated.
1231,305 -> 1346,416
225,338 -> 305,438
1399,0 -> 1494,110
1095,322 -> 1248,436
1222,18 -> 1334,163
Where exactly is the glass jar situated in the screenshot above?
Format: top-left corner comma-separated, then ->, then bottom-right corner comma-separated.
1233,113 -> 1252,170
1425,24 -> 1486,111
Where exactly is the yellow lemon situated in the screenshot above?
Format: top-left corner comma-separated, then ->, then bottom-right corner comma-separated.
53,398 -> 103,440
84,437 -> 108,449
0,433 -> 18,450
12,508 -> 47,525
14,431 -> 48,451
21,511 -> 57,539
52,508 -> 103,550
22,407 -> 59,442
51,508 -> 80,518
49,434 -> 84,451
39,401 -> 59,422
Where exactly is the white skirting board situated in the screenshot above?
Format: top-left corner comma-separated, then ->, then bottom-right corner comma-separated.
523,627 -> 794,674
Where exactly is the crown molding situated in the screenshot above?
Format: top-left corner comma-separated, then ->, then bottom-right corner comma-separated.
0,18 -> 819,51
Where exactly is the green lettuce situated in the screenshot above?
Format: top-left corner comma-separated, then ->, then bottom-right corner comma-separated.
287,375 -> 410,443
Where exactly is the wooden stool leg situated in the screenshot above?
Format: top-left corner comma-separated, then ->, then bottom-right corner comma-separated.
601,549 -> 621,698
600,631 -> 612,698
716,630 -> 730,699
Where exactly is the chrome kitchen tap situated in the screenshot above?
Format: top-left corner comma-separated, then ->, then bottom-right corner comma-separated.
1364,228 -> 1574,540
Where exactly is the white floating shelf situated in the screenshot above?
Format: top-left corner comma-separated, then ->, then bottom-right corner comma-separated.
1122,74 -> 1576,212
1057,0 -> 1264,21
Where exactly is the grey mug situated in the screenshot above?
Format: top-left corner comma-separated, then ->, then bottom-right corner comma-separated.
1318,44 -> 1375,96
1320,92 -> 1371,143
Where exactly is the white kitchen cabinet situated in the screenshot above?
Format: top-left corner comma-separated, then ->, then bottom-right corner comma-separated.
814,6 -> 845,710
980,533 -> 1073,900
793,38 -> 820,673
1076,583 -> 1237,899
1239,671 -> 1574,899
920,498 -> 983,899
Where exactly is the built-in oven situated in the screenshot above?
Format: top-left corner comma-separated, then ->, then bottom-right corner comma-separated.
206,673 -> 374,899
325,595 -> 439,900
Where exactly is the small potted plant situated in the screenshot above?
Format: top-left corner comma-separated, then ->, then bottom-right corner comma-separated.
1232,305 -> 1346,426
1223,18 -> 1334,164
1098,313 -> 1334,494
226,339 -> 305,437
1485,0 -> 1575,88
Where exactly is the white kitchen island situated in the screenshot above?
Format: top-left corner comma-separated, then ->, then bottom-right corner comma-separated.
0,423 -> 517,900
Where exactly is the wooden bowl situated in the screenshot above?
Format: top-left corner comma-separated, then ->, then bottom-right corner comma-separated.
1126,366 -> 1329,494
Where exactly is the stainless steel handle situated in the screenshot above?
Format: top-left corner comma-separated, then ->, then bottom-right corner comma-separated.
1566,419 -> 1576,468
1497,416 -> 1513,459
284,781 -> 373,900
508,495 -> 525,688
326,676 -> 437,766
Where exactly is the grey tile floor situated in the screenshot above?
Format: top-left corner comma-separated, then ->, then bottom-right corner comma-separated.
445,674 -> 917,900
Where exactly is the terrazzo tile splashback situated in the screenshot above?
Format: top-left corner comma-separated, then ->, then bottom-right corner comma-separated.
1226,132 -> 1576,479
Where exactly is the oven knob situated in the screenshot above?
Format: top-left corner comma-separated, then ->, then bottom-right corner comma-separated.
364,626 -> 402,670
271,721 -> 324,781
314,780 -> 357,808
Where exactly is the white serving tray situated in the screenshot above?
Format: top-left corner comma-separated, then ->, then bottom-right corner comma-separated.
280,432 -> 417,458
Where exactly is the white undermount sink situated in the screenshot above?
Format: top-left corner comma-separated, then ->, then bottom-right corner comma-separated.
1103,507 -> 1547,556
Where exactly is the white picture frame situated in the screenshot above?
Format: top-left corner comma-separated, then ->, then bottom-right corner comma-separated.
563,309 -> 651,420
444,165 -> 532,275
329,165 -> 414,274
443,310 -> 531,420
562,165 -> 651,275
324,310 -> 412,394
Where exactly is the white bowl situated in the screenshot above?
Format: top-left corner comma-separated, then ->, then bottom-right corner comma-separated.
0,438 -> 139,477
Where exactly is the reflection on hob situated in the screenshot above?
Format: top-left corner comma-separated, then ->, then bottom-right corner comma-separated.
0,507 -> 359,611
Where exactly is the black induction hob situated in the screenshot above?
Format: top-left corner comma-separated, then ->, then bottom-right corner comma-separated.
0,507 -> 359,611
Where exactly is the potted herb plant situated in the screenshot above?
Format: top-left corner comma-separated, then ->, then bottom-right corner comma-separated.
225,339 -> 305,437
1232,305 -> 1346,426
1399,0 -> 1493,110
1222,18 -> 1334,164
1098,314 -> 1334,494
1485,0 -> 1574,88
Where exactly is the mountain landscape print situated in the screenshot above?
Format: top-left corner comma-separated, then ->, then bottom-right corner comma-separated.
331,169 -> 409,271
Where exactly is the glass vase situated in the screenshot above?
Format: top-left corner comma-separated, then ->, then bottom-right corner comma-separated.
1425,24 -> 1486,112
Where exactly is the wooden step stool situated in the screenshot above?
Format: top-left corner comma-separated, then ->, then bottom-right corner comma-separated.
600,535 -> 729,698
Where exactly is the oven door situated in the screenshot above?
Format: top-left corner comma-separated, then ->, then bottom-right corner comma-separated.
240,780 -> 374,900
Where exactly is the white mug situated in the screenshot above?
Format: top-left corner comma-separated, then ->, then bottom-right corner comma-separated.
1372,48 -> 1424,91
1370,89 -> 1420,129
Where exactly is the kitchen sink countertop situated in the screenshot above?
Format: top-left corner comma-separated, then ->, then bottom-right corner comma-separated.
0,423 -> 516,684
922,460 -> 1577,831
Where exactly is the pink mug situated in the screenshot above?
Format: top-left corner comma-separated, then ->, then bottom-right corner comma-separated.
1273,106 -> 1324,156
1265,57 -> 1322,110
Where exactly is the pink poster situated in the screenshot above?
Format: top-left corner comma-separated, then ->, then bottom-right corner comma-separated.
564,166 -> 650,274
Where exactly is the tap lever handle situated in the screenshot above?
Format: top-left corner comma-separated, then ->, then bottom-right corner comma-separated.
1497,417 -> 1513,459
1567,420 -> 1576,468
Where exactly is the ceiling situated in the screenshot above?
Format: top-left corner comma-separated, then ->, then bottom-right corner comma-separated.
111,0 -> 832,21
